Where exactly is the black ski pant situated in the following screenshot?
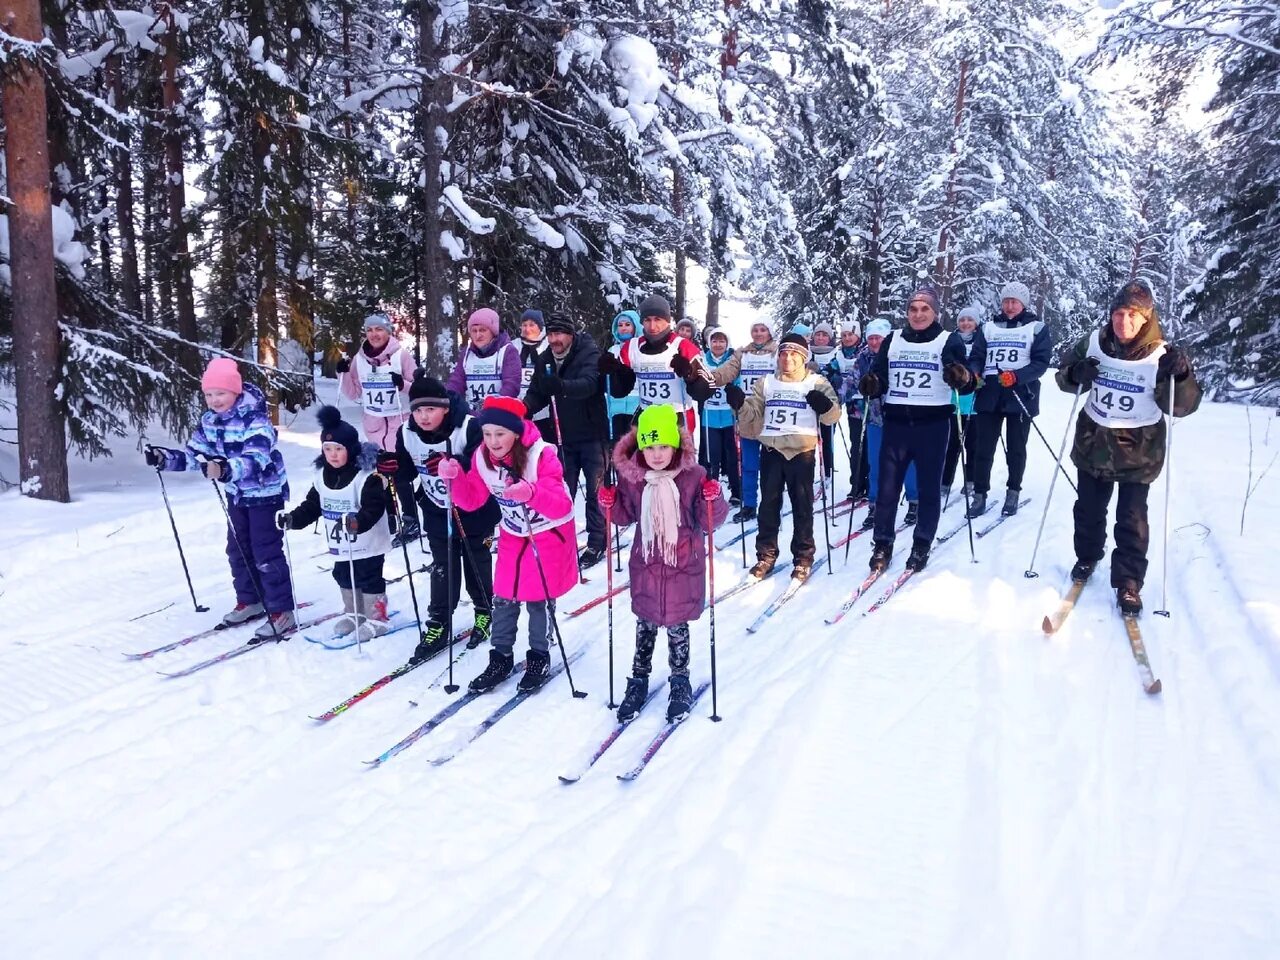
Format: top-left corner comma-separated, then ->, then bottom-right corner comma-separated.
874,417 -> 949,546
845,407 -> 869,497
942,413 -> 976,489
632,619 -> 691,678
819,423 -> 835,479
426,533 -> 493,624
971,411 -> 1032,494
333,554 -> 386,593
561,440 -> 606,552
1073,469 -> 1151,589
702,425 -> 741,498
756,445 -> 816,565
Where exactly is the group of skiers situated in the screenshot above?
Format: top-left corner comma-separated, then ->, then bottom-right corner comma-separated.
141,275 -> 1200,720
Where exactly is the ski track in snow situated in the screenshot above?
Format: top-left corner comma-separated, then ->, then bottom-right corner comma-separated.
2,385 -> 1279,957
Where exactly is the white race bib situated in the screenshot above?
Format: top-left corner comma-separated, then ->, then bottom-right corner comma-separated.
982,320 -> 1039,376
1083,331 -> 1166,429
464,343 -> 509,408
356,353 -> 402,417
761,374 -> 820,438
739,351 -> 776,398
628,338 -> 692,411
316,468 -> 392,561
885,330 -> 951,406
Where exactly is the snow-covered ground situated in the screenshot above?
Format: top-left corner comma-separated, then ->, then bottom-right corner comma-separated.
2,379 -> 1278,959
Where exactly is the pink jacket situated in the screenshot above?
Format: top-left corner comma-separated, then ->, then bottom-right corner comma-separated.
340,338 -> 417,451
450,419 -> 579,602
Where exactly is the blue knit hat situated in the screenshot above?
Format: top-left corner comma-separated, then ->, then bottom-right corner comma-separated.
519,308 -> 545,329
317,405 -> 360,461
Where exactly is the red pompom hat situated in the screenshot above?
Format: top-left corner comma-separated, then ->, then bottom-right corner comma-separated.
476,395 -> 527,434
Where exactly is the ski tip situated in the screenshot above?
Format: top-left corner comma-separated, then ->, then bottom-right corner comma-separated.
558,774 -> 581,785
1041,617 -> 1055,635
616,771 -> 640,782
308,714 -> 332,723
1145,678 -> 1163,695
362,757 -> 384,767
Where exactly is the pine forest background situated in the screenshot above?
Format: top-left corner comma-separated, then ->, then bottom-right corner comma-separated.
1,0 -> 1277,501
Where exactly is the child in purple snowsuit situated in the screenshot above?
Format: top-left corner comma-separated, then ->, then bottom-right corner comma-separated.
598,404 -> 728,724
144,357 -> 295,640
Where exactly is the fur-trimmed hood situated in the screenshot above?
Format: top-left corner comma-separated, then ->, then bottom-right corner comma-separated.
613,423 -> 699,484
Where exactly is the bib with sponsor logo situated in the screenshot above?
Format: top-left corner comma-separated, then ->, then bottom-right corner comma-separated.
355,351 -> 404,417
315,468 -> 392,560
885,330 -> 951,406
1083,330 -> 1166,429
463,342 -> 512,408
982,320 -> 1039,376
761,373 -> 820,438
473,439 -> 573,537
400,418 -> 471,509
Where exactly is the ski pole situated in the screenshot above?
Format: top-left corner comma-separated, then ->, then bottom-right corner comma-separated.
1155,376 -> 1174,618
817,433 -> 833,574
520,503 -> 587,699
280,515 -> 301,630
734,426 -> 747,569
153,465 -> 209,612
346,522 -> 363,655
1025,384 -> 1083,579
1004,372 -> 1078,494
953,392 -> 977,564
549,390 -> 585,583
605,374 -> 623,573
387,476 -> 425,644
605,499 -> 616,708
208,478 -> 282,642
844,406 -> 871,562
706,495 -> 722,722
441,442 -> 463,693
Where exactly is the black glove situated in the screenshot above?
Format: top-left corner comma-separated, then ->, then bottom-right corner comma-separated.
858,373 -> 881,398
942,363 -> 972,389
1157,346 -> 1190,382
391,372 -> 404,390
598,351 -> 625,376
725,384 -> 746,411
1068,358 -> 1100,388
143,445 -> 165,469
806,389 -> 834,415
535,369 -> 564,396
335,356 -> 351,374
275,510 -> 292,531
376,452 -> 400,477
670,353 -> 694,378
201,456 -> 230,482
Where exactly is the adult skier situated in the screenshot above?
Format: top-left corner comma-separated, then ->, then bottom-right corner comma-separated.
706,320 -> 778,522
516,308 -> 555,443
446,307 -> 522,412
827,321 -> 868,500
336,313 -> 417,451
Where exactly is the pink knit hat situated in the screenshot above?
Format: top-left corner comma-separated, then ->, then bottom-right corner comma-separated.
201,357 -> 243,394
468,307 -> 500,336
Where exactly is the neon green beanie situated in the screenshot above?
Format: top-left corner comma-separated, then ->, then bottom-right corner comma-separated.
636,404 -> 681,451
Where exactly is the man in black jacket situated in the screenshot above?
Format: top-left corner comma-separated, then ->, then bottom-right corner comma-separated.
522,314 -> 610,569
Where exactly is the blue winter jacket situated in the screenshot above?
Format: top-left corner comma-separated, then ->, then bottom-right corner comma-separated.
702,348 -> 738,429
160,382 -> 289,505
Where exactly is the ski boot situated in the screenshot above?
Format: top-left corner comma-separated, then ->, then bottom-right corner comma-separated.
905,539 -> 930,572
859,503 -> 876,532
468,610 -> 492,649
729,495 -> 742,508
732,505 -> 757,523
1070,559 -> 1097,583
330,588 -> 358,638
516,649 -> 552,693
792,562 -> 813,582
667,674 -> 694,723
904,501 -> 919,526
221,602 -> 264,628
352,592 -> 391,643
1001,489 -> 1021,516
578,546 -> 605,570
617,676 -> 649,723
1116,581 -> 1143,616
749,556 -> 776,580
249,610 -> 297,644
391,513 -> 421,549
410,620 -> 447,664
469,648 -> 515,692
869,541 -> 893,573
965,493 -> 988,519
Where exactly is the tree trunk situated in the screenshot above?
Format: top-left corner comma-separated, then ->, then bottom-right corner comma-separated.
673,172 -> 686,321
159,4 -> 200,381
3,0 -> 70,501
933,59 -> 970,310
106,54 -> 143,318
417,0 -> 451,377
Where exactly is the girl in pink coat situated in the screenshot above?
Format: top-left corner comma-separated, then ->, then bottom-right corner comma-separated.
440,396 -> 578,693
337,313 -> 417,451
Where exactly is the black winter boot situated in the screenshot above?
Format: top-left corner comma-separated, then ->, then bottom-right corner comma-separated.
468,610 -> 492,649
667,674 -> 695,723
905,540 -> 930,572
860,503 -> 876,532
616,676 -> 649,723
578,546 -> 605,570
1070,559 -> 1097,583
391,514 -> 421,549
1002,489 -> 1021,516
410,620 -> 447,663
732,505 -> 756,523
1116,581 -> 1143,616
517,649 -> 552,692
966,493 -> 988,519
904,501 -> 920,526
869,541 -> 893,573
469,648 -> 515,693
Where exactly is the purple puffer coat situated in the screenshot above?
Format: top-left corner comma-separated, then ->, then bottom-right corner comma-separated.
611,427 -> 729,627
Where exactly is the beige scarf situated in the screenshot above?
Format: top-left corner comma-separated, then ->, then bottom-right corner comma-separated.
640,467 -> 681,566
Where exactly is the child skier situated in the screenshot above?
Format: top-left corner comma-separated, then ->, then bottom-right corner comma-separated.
700,325 -> 742,506
707,320 -> 778,522
438,396 -> 578,693
599,405 -> 729,722
383,375 -> 499,662
808,321 -> 840,487
727,332 -> 842,581
336,313 -> 417,451
277,406 -> 393,644
1054,279 -> 1201,614
827,321 -> 868,500
605,310 -> 642,445
144,357 -> 295,640
516,308 -> 556,443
